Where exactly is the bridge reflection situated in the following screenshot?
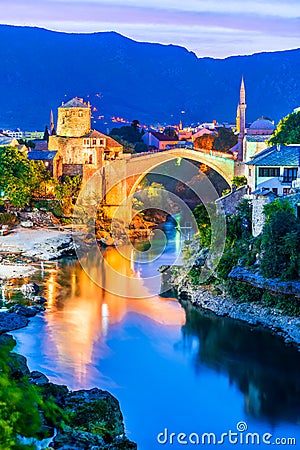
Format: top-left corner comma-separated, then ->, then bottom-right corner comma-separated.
39,248 -> 185,386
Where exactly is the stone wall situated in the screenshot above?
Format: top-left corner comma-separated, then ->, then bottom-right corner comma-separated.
56,107 -> 91,137
215,186 -> 247,215
62,164 -> 83,177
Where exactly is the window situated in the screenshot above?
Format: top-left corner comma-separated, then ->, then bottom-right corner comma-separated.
92,139 -> 97,146
283,188 -> 290,196
89,154 -> 93,164
283,168 -> 297,183
272,188 -> 278,195
78,111 -> 83,117
249,168 -> 252,177
100,139 -> 105,146
258,167 -> 280,177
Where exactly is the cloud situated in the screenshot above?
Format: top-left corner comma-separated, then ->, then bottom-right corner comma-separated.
0,0 -> 299,57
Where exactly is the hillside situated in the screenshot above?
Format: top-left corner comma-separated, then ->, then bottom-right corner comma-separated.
0,25 -> 299,130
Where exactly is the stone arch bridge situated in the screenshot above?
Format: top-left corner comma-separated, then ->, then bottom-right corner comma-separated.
82,147 -> 242,220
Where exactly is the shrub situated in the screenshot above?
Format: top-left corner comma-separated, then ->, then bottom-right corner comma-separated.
0,341 -> 65,449
226,280 -> 262,303
0,213 -> 19,225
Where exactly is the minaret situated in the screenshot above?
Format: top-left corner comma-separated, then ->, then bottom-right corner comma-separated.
50,109 -> 55,135
237,76 -> 246,161
236,105 -> 241,133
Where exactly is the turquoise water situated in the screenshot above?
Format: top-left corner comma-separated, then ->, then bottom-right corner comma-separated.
12,229 -> 300,449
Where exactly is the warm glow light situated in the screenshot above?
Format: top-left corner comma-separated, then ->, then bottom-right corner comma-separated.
42,248 -> 185,385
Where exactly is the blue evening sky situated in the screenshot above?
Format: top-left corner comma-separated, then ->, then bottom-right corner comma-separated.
0,0 -> 299,57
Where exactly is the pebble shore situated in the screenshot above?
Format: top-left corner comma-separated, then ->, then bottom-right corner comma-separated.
177,284 -> 300,349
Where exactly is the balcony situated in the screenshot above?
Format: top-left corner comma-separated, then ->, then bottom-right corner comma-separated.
278,176 -> 295,184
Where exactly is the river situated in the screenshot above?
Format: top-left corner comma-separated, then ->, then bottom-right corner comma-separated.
12,227 -> 300,449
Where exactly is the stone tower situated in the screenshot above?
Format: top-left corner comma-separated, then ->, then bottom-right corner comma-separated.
237,76 -> 246,160
56,97 -> 91,137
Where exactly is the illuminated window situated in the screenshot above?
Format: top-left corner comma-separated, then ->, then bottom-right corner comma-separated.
283,168 -> 297,182
100,139 -> 105,146
258,168 -> 280,177
78,111 -> 83,117
89,154 -> 93,164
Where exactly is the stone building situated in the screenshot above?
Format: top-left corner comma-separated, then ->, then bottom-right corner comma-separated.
243,118 -> 275,162
246,144 -> 300,196
48,97 -> 123,182
142,130 -> 179,150
251,189 -> 278,237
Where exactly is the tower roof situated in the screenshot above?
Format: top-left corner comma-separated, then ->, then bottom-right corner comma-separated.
248,118 -> 275,132
60,97 -> 89,108
240,76 -> 245,91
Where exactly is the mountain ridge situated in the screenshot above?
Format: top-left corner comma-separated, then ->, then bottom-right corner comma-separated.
0,25 -> 299,130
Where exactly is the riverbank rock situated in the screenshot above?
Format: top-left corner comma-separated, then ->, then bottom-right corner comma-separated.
21,282 -> 40,296
9,352 -> 31,378
33,295 -> 47,304
18,210 -> 58,227
29,370 -> 50,386
0,333 -> 16,348
9,304 -> 46,317
25,235 -> 76,260
99,236 -> 116,247
228,266 -> 300,297
0,311 -> 29,334
51,388 -> 137,450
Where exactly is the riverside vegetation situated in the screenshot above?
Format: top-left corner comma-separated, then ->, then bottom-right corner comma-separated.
177,197 -> 300,323
0,333 -> 137,449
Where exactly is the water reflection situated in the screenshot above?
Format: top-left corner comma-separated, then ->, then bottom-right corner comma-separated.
182,300 -> 300,424
37,245 -> 185,386
11,233 -> 300,449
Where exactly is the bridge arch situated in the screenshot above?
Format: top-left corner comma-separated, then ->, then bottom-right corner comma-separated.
126,148 -> 234,198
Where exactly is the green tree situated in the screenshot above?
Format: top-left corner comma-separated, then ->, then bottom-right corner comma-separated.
194,134 -> 215,150
0,147 -> 50,207
268,111 -> 300,145
193,203 -> 211,247
134,142 -> 148,153
109,125 -> 143,144
0,340 -> 64,449
261,199 -> 300,279
55,175 -> 82,215
110,136 -> 135,153
131,119 -> 140,129
163,127 -> 178,139
213,127 -> 237,152
222,176 -> 247,196
232,176 -> 247,188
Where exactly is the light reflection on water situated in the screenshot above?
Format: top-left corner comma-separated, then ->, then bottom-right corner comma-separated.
12,228 -> 300,449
